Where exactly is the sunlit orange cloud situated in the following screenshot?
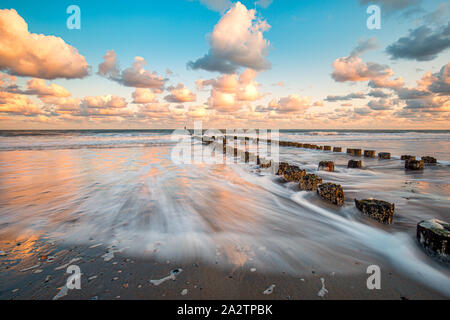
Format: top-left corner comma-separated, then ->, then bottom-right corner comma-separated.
43,97 -> 81,113
0,9 -> 89,79
197,74 -> 238,93
237,69 -> 263,102
82,95 -> 127,109
165,83 -> 196,103
0,72 -> 16,88
198,69 -> 265,113
188,1 -> 271,73
268,94 -> 311,113
332,55 -> 393,83
369,76 -> 404,89
98,51 -> 166,92
26,79 -> 71,98
77,95 -> 135,119
0,91 -> 43,115
0,7 -> 448,130
186,105 -> 209,119
135,102 -> 172,120
132,88 -> 158,104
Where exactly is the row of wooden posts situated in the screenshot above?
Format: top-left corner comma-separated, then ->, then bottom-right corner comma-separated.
202,135 -> 436,168
197,134 -> 447,260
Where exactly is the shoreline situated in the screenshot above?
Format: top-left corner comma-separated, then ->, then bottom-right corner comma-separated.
0,242 -> 447,300
0,132 -> 449,300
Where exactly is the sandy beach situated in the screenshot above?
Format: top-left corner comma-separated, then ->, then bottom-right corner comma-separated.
0,240 -> 447,300
0,130 -> 449,300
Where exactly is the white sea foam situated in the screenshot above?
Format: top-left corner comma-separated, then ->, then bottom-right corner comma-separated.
149,269 -> 183,286
263,284 -> 275,295
1,130 -> 449,297
317,278 -> 328,298
291,192 -> 450,297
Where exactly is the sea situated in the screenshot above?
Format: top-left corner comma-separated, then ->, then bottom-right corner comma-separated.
0,129 -> 449,295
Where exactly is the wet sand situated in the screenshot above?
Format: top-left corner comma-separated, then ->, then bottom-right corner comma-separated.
0,240 -> 447,300
0,131 -> 449,300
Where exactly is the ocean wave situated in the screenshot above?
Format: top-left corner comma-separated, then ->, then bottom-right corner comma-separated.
308,131 -> 339,136
0,140 -> 176,151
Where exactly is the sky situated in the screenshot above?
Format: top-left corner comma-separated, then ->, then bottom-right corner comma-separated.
0,0 -> 449,129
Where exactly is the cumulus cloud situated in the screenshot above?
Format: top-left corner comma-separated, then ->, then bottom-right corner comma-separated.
121,57 -> 165,90
198,69 -> 263,112
392,63 -> 450,119
386,22 -> 450,61
132,88 -> 158,104
79,95 -> 132,118
43,96 -> 81,113
367,98 -> 393,110
395,87 -> 430,100
81,95 -> 127,109
332,39 -> 404,89
186,105 -> 209,119
98,50 -> 120,78
268,94 -> 311,113
188,2 -> 271,73
325,92 -> 366,102
0,73 -> 17,90
332,56 -> 393,82
135,102 -> 171,120
0,77 -> 21,96
354,106 -> 372,116
368,89 -> 391,98
0,73 -> 80,115
26,79 -> 71,98
207,88 -> 239,111
197,74 -> 238,93
423,63 -> 450,95
403,95 -> 449,112
165,83 -> 197,103
0,91 -> 43,115
0,9 -> 89,79
350,37 -> 378,57
312,101 -> 324,107
236,69 -> 262,101
393,64 -> 449,103
26,80 -> 79,114
98,51 -> 166,91
368,76 -> 404,89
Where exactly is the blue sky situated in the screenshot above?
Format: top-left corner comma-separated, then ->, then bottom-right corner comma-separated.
0,0 -> 448,129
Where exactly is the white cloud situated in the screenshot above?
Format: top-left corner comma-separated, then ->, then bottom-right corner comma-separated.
268,94 -> 311,113
199,69 -> 264,112
98,51 -> 166,91
26,79 -> 71,98
0,9 -> 89,79
132,88 -> 158,104
165,83 -> 197,103
188,2 -> 271,73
